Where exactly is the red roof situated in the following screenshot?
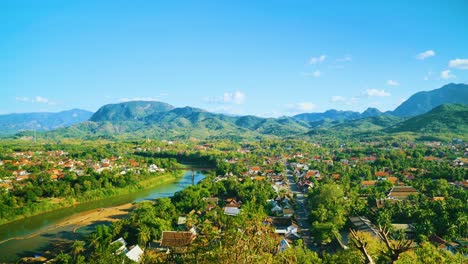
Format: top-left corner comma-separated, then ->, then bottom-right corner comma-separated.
362,180 -> 376,186
375,171 -> 389,177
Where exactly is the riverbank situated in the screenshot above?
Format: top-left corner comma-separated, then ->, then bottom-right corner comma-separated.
0,169 -> 207,263
0,203 -> 133,245
0,171 -> 183,226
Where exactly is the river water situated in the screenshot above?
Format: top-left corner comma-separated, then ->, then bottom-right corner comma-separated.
0,170 -> 206,262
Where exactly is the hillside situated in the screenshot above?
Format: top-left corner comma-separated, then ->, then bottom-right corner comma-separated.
38,102 -> 310,140
306,115 -> 403,138
89,101 -> 174,122
389,104 -> 468,134
293,109 -> 362,123
392,83 -> 468,117
0,109 -> 92,136
7,83 -> 468,141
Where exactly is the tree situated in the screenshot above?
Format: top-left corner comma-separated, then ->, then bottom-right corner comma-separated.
71,240 -> 86,260
350,225 -> 413,264
308,183 -> 348,243
137,225 -> 151,248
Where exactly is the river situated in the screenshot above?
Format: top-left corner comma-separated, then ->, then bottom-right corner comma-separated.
0,170 -> 206,263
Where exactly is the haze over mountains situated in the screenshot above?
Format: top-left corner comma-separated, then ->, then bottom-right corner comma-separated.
0,109 -> 92,136
2,83 -> 468,139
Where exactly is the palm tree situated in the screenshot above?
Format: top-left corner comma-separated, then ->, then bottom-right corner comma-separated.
71,240 -> 86,260
137,225 -> 151,248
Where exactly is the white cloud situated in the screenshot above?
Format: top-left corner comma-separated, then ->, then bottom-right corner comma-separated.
329,65 -> 345,69
16,96 -> 55,105
331,96 -> 346,102
365,89 -> 391,97
309,55 -> 326,64
336,55 -> 352,62
223,91 -> 245,104
205,90 -> 246,105
440,70 -> 456,79
417,50 -> 435,60
208,105 -> 245,116
423,71 -> 432,81
386,80 -> 399,86
119,97 -> 159,102
330,96 -> 359,106
15,97 -> 30,102
118,93 -> 168,102
284,102 -> 317,114
256,110 -> 282,118
449,58 -> 468,70
34,96 -> 49,104
302,70 -> 322,77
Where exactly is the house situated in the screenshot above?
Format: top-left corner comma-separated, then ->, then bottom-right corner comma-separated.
267,217 -> 299,237
126,245 -> 144,262
387,176 -> 398,184
271,204 -> 283,213
375,171 -> 389,177
431,196 -> 445,202
203,197 -> 219,208
331,173 -> 341,180
224,207 -> 241,216
349,216 -> 379,238
160,231 -> 196,248
111,237 -> 128,254
391,224 -> 415,239
282,208 -> 294,217
279,238 -> 291,252
375,198 -> 386,209
177,216 -> 187,226
363,156 -> 376,163
249,166 -> 261,174
387,186 -> 418,200
361,180 -> 376,187
305,170 -> 320,179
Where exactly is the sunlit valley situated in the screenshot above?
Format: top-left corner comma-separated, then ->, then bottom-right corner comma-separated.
1,1 -> 467,263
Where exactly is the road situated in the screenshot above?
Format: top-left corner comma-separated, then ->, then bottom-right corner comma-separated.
286,171 -> 315,250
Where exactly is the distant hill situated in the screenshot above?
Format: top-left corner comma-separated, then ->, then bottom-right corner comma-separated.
0,109 -> 92,136
306,115 -> 403,136
360,107 -> 383,118
90,101 -> 174,122
388,104 -> 468,134
294,110 -> 362,123
8,83 -> 468,141
293,107 -> 384,123
392,83 -> 468,117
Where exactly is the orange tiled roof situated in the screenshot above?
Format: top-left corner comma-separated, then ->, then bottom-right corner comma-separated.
362,180 -> 376,186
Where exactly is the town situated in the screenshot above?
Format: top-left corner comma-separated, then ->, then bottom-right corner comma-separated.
0,138 -> 466,263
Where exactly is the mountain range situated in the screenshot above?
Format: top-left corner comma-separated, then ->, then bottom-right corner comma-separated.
4,83 -> 468,140
0,109 -> 93,136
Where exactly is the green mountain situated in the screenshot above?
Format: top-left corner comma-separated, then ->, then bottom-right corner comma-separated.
41,102 -> 310,140
388,104 -> 468,134
392,83 -> 468,117
10,83 -> 468,141
293,109 -> 362,122
306,115 -> 403,136
90,101 -> 174,122
360,107 -> 383,118
0,109 -> 92,136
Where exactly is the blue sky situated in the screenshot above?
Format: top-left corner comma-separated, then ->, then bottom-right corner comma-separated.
1,0 -> 468,116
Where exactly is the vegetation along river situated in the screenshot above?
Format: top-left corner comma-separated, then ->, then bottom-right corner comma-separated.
0,169 -> 206,262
